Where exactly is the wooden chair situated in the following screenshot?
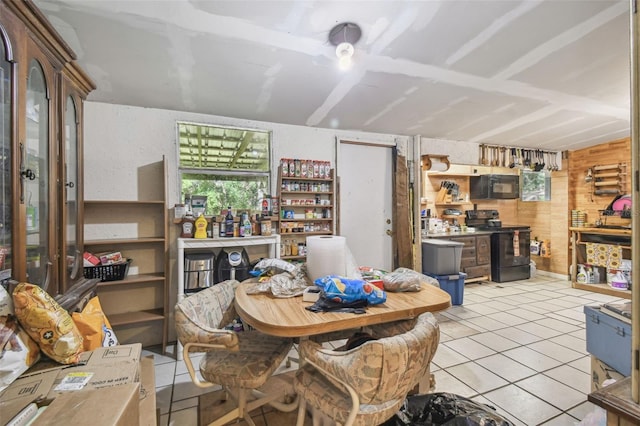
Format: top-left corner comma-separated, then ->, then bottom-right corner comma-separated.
175,280 -> 297,426
293,312 -> 440,426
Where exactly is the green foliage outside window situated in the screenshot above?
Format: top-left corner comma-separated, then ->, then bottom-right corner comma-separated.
521,170 -> 551,202
177,122 -> 271,216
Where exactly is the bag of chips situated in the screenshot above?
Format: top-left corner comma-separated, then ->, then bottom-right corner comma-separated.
0,285 -> 40,393
72,296 -> 118,351
12,283 -> 83,364
314,275 -> 387,305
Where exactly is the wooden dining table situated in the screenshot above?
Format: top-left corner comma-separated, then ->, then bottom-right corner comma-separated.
234,282 -> 452,338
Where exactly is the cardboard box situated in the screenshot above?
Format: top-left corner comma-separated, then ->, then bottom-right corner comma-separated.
591,355 -> 625,392
138,356 -> 157,426
0,344 -> 142,425
32,382 -> 140,426
96,251 -> 123,265
83,251 -> 100,266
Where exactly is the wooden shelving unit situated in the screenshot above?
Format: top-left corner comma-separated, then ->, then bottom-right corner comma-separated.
569,226 -> 631,300
83,157 -> 169,350
276,163 -> 335,259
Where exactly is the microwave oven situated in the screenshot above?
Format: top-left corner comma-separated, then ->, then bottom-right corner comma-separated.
470,174 -> 520,199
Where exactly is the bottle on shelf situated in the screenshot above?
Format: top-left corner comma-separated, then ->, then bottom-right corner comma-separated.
218,215 -> 226,238
225,207 -> 234,238
241,212 -> 252,237
180,211 -> 195,238
193,213 -> 208,239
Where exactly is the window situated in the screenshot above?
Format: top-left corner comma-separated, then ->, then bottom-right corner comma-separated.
521,170 -> 551,201
177,122 -> 271,216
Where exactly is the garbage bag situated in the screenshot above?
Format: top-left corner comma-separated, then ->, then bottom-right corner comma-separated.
381,392 -> 513,426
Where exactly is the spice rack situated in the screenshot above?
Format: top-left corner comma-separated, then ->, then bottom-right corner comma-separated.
276,160 -> 335,261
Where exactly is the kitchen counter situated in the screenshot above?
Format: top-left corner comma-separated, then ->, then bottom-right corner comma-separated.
424,230 -> 494,238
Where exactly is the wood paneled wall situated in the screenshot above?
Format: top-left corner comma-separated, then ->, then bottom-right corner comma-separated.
567,137 -> 631,228
420,138 -> 630,277
517,164 -> 569,275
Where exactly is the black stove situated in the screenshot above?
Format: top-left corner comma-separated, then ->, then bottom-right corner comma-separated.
465,210 -> 531,282
465,209 -> 501,230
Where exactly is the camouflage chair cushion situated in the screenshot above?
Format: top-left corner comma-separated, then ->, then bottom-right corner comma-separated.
293,312 -> 440,426
175,280 -> 293,389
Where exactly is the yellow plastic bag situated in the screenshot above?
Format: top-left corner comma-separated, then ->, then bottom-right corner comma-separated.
0,285 -> 40,393
72,296 -> 118,351
12,283 -> 83,364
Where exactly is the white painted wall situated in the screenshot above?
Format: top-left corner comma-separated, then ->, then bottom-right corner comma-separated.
84,101 -> 410,204
420,137 -> 479,165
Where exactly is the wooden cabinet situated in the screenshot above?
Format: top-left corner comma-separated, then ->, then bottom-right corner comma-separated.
0,0 -> 95,295
84,157 -> 169,350
428,233 -> 492,282
570,227 -> 631,299
276,165 -> 335,261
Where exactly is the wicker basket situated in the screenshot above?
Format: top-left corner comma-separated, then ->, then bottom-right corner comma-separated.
84,259 -> 132,282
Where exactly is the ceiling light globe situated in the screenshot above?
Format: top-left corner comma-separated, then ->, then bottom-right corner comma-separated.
335,42 -> 354,59
338,55 -> 352,70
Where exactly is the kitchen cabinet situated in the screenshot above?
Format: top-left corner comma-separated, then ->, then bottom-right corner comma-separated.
426,233 -> 492,282
276,165 -> 335,261
84,157 -> 169,350
570,227 -> 631,299
0,0 -> 95,295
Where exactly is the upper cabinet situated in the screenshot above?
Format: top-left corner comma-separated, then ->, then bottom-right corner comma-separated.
0,0 -> 95,295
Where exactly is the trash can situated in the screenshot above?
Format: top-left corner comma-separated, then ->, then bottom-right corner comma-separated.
422,239 -> 464,275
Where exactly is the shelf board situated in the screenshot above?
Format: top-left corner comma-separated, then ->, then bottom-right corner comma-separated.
280,205 -> 334,208
435,202 -> 473,206
281,176 -> 333,182
96,273 -> 165,287
85,237 -> 166,245
281,218 -> 332,222
85,200 -> 165,205
109,309 -> 165,327
428,172 -> 480,177
280,191 -> 334,195
281,255 -> 306,260
573,282 -> 631,299
280,231 -> 333,236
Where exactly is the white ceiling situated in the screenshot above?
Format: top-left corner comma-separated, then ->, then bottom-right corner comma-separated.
35,0 -> 632,151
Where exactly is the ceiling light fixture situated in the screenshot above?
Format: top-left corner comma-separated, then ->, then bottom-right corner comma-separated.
328,22 -> 361,71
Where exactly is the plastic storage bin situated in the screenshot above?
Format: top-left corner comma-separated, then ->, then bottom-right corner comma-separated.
425,272 -> 466,305
584,305 -> 631,376
422,239 -> 464,275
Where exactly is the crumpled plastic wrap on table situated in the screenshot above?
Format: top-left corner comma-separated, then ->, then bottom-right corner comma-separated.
243,258 -> 311,298
382,267 -> 440,292
381,392 -> 513,426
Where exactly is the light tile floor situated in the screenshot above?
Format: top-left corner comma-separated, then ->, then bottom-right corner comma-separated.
145,273 -> 622,425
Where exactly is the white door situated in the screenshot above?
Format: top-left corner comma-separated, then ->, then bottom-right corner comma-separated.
338,141 -> 394,271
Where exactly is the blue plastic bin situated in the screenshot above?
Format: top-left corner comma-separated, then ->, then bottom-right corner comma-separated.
425,272 -> 466,305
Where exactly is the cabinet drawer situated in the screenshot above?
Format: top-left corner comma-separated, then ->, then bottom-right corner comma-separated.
450,236 -> 475,247
464,264 -> 491,279
462,247 -> 476,258
460,256 -> 477,268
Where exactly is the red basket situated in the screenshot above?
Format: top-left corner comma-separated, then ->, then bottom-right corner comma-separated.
84,259 -> 132,282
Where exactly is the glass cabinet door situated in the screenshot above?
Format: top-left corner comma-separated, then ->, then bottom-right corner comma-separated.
64,95 -> 80,285
25,59 -> 49,287
0,31 -> 11,285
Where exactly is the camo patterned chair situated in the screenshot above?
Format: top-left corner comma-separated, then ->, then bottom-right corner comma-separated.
175,280 -> 296,426
293,312 -> 440,426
